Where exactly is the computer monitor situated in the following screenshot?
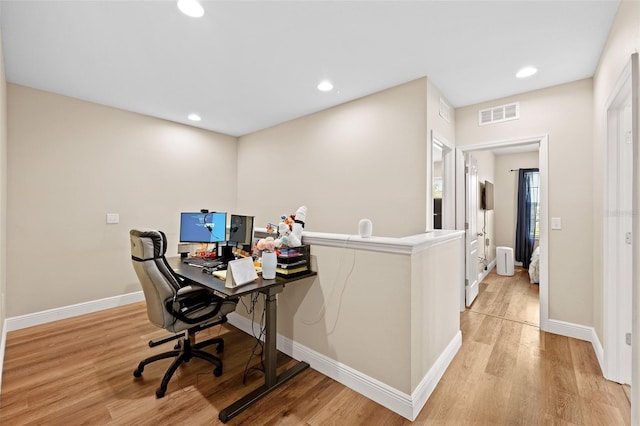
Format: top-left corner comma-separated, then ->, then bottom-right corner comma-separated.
228,214 -> 254,246
179,212 -> 227,243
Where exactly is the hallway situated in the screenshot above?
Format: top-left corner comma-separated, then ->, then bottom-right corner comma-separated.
419,267 -> 630,424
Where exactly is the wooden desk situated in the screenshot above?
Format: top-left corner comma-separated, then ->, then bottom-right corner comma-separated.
167,257 -> 316,423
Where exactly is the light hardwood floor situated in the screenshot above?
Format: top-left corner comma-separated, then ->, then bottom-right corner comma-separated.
0,267 -> 630,425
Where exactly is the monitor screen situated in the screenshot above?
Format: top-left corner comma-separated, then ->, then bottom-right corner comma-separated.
179,212 -> 227,243
228,214 -> 254,246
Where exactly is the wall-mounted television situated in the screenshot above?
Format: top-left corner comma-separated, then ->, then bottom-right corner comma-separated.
482,180 -> 494,210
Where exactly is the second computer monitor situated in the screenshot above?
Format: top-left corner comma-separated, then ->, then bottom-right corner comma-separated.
179,212 -> 227,243
228,214 -> 254,246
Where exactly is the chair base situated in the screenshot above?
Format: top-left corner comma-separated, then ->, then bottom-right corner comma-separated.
133,334 -> 224,398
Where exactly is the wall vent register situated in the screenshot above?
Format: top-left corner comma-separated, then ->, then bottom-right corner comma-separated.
478,102 -> 519,126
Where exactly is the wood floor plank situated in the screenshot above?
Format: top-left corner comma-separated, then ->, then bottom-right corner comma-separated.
0,271 -> 631,425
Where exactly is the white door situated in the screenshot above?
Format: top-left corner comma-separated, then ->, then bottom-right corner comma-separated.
465,154 -> 480,306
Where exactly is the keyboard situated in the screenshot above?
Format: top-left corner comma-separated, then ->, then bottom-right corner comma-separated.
183,257 -> 223,268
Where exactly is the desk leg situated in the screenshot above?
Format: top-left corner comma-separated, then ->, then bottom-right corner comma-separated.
218,288 -> 310,423
264,292 -> 277,387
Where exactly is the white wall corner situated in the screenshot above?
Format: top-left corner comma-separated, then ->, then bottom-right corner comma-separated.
590,328 -> 605,375
410,330 -> 462,420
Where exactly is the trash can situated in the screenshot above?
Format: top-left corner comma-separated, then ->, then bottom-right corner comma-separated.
496,246 -> 514,276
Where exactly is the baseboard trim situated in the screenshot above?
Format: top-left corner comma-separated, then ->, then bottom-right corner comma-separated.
478,259 -> 496,283
0,320 -> 6,390
546,319 -> 594,342
4,291 -> 145,332
410,330 -> 462,420
227,313 -> 461,421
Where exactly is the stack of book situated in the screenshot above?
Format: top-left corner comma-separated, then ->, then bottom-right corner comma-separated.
276,245 -> 310,277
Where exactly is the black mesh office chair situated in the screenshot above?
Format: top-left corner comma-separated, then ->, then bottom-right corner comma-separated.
129,228 -> 237,398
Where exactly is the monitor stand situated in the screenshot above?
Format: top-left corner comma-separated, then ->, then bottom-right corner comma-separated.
220,243 -> 236,262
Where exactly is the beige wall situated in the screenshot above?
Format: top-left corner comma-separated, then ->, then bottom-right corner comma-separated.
278,246 -> 413,392
6,85 -> 238,317
237,78 -> 430,238
273,236 -> 461,395
427,79 -> 455,147
591,0 -> 640,348
456,78 -> 594,326
409,237 -> 461,390
0,28 -> 7,344
494,151 -> 539,250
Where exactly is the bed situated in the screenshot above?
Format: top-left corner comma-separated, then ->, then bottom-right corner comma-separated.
529,246 -> 540,283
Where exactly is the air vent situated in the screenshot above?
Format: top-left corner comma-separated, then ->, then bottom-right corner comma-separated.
478,102 -> 519,126
439,98 -> 451,122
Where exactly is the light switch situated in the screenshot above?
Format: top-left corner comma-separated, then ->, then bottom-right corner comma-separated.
551,217 -> 562,230
106,213 -> 120,224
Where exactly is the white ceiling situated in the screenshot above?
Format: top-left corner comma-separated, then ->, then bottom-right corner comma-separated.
0,0 -> 620,137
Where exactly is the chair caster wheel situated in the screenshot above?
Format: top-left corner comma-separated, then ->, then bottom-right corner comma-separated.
133,368 -> 143,378
213,366 -> 223,377
156,389 -> 165,398
216,342 -> 224,353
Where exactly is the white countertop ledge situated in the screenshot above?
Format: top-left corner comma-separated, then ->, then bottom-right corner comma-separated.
255,228 -> 464,255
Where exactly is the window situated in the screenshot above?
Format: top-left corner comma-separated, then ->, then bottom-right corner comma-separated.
528,171 -> 540,240
515,168 -> 539,268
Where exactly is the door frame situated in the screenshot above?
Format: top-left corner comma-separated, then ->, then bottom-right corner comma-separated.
428,131 -> 455,230
455,135 -> 549,330
603,54 -> 634,385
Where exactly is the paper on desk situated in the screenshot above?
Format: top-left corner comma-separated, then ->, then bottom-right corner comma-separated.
225,257 -> 258,288
214,266 -> 262,281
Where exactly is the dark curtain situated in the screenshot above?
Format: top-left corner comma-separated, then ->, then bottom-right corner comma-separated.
515,168 -> 539,268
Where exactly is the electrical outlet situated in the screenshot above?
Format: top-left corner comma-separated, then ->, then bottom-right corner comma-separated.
106,213 -> 120,224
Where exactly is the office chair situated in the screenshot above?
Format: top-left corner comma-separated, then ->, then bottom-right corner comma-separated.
129,228 -> 238,398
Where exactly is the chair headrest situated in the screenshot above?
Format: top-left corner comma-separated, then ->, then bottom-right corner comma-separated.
130,228 -> 168,261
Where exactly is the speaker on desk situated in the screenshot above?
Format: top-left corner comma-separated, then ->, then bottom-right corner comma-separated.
358,219 -> 372,238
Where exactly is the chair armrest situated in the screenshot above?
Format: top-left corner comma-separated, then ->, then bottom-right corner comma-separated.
177,285 -> 196,295
165,288 -> 225,325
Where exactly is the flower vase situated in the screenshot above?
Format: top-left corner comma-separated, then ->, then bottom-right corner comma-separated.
261,251 -> 277,279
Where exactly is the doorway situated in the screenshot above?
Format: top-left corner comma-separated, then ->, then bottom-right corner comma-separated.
430,131 -> 455,230
455,136 -> 549,329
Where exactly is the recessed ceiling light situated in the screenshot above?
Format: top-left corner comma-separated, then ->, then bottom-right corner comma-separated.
317,81 -> 334,92
516,66 -> 538,78
188,113 -> 201,122
177,0 -> 204,18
